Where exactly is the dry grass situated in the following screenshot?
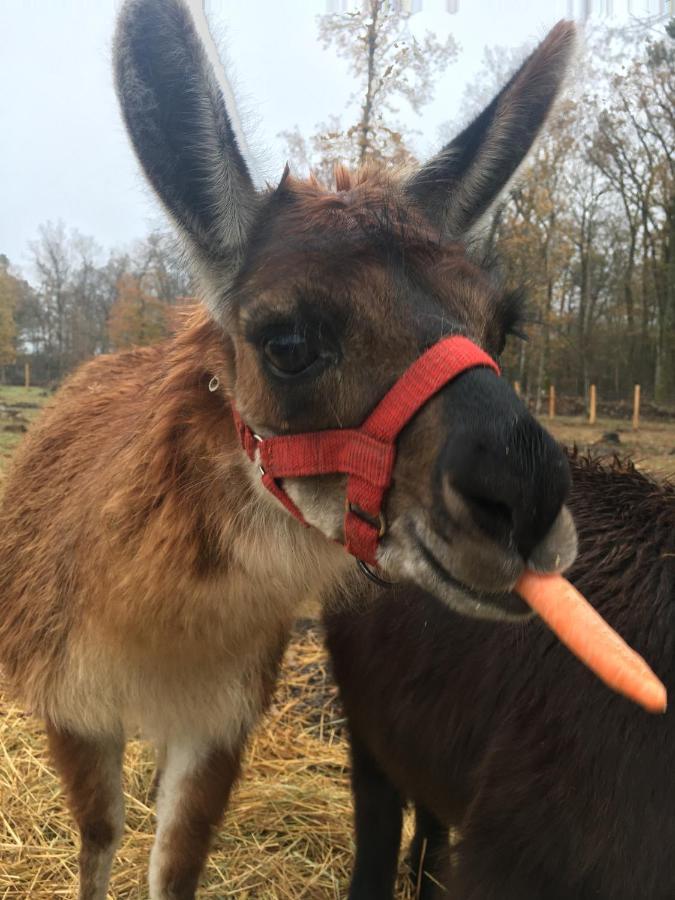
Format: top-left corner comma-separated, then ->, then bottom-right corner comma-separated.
0,623 -> 419,899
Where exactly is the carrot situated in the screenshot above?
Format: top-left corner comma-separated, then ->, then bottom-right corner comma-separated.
516,570 -> 667,714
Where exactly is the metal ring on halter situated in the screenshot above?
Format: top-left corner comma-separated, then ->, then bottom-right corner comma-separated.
253,432 -> 264,475
356,558 -> 397,588
345,501 -> 387,538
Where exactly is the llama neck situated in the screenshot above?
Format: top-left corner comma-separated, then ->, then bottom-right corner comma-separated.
103,306 -> 353,611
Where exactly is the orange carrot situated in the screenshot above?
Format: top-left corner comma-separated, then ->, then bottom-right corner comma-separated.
516,570 -> 667,714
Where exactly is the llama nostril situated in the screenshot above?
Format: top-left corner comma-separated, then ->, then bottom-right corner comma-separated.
463,493 -> 513,534
443,481 -> 516,548
438,368 -> 571,560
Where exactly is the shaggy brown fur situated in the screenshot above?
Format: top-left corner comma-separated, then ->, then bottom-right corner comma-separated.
325,453 -> 675,900
0,306 -> 348,898
0,308 -> 304,720
2,311 -> 226,689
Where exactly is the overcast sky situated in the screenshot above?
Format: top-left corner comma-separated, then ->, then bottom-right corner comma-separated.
0,0 -> 648,275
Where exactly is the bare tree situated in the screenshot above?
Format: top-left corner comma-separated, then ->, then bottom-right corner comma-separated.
282,1 -> 458,179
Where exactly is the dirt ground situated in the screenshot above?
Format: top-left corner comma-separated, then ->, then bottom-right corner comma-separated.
0,384 -> 673,897
546,414 -> 675,478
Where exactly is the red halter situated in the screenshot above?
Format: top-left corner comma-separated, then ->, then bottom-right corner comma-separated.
232,335 -> 500,567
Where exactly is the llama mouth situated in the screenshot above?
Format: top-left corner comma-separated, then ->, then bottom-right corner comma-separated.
409,525 -> 532,621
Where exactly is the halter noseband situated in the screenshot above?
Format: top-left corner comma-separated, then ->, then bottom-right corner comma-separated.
232,335 -> 499,567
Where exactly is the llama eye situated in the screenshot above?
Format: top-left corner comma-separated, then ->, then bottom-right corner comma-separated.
263,332 -> 320,378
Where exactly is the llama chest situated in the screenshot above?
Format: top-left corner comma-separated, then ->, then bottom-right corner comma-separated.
44,526 -> 351,743
45,580 -> 295,743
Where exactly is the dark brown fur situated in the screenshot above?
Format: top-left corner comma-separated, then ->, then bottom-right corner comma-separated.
325,453 -> 675,899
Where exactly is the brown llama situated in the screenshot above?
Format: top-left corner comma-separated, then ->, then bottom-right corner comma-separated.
0,3 -> 577,898
325,452 -> 675,900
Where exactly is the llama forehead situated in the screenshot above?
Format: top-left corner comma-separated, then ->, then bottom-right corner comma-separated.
232,172 -> 503,341
242,173 -> 433,271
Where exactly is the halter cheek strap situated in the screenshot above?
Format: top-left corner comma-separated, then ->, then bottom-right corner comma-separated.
232,335 -> 499,567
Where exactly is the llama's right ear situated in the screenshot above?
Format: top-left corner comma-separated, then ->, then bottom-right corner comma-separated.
405,21 -> 576,238
114,0 -> 257,278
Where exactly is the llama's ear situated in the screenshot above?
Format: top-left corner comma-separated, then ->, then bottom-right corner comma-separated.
405,21 -> 576,237
114,0 -> 257,273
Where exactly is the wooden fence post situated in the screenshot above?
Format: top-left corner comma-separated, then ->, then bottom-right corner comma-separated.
632,384 -> 640,430
24,362 -> 30,389
589,384 -> 597,425
548,384 -> 556,420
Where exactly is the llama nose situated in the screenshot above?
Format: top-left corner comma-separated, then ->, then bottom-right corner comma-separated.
439,369 -> 570,559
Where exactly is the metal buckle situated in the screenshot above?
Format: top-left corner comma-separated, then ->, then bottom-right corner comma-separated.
346,502 -> 395,585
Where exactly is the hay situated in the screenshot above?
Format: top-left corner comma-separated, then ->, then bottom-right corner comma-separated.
0,622 -> 418,899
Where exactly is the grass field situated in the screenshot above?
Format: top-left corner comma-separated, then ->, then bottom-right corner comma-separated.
0,386 -> 50,477
0,383 -> 674,897
546,415 -> 675,477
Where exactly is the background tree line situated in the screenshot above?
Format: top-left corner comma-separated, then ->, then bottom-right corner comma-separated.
494,19 -> 674,409
283,4 -> 674,409
0,226 -> 190,385
1,3 -> 672,412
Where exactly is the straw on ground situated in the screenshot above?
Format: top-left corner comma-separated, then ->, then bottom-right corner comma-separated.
0,623 -> 420,899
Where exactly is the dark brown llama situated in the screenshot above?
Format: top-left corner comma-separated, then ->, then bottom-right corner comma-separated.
0,3 -> 577,897
325,453 -> 675,900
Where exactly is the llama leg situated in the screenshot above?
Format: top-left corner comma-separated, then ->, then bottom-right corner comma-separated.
149,741 -> 167,804
46,723 -> 125,900
448,833 -> 546,900
408,804 -> 451,900
148,737 -> 242,900
348,734 -> 403,900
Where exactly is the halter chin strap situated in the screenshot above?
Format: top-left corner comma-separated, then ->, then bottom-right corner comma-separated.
232,335 -> 500,567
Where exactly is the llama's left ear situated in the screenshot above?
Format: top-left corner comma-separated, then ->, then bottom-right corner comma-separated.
114,0 -> 258,287
405,21 -> 576,237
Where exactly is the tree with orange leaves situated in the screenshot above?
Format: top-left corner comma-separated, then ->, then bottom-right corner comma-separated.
107,273 -> 169,351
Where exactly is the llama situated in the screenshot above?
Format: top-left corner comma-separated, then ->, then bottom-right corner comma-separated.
324,453 -> 675,900
0,2 -> 577,897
